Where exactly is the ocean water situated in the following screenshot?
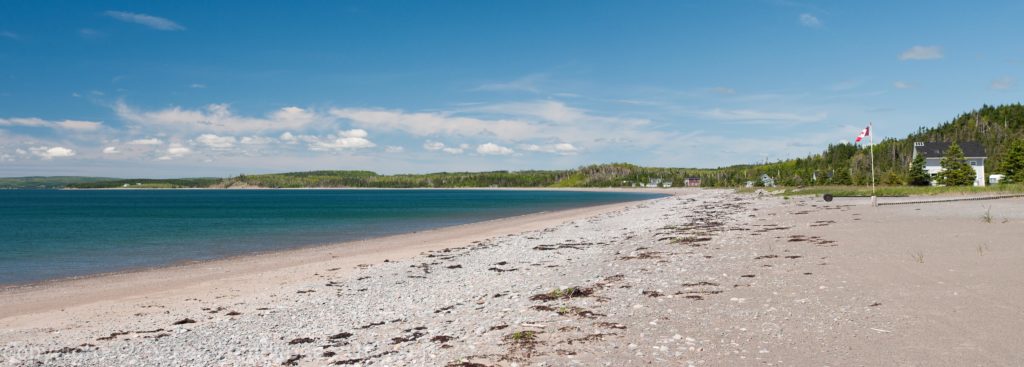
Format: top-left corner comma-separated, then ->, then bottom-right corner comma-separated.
0,189 -> 663,285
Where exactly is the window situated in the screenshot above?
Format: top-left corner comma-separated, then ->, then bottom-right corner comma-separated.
969,160 -> 978,166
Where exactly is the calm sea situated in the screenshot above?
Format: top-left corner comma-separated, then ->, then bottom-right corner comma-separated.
0,189 -> 663,285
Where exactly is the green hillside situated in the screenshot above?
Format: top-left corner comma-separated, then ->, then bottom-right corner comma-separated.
225,165 -> 718,188
65,178 -> 223,189
0,176 -> 117,189
707,103 -> 1024,187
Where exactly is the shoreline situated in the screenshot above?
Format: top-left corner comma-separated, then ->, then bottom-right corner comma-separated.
0,189 -> 677,321
64,186 -> 686,191
0,187 -> 674,290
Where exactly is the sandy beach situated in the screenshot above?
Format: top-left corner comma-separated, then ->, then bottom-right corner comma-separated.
2,189 -> 1023,366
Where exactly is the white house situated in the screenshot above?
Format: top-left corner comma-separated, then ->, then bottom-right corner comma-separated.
912,142 -> 987,186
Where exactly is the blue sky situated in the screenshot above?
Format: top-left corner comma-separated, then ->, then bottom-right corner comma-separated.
1,1 -> 1022,177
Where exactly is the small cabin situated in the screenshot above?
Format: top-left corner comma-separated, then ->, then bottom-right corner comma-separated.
646,178 -> 664,188
912,142 -> 987,186
684,177 -> 701,187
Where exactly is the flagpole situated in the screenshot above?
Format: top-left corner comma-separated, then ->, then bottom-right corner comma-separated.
869,122 -> 876,201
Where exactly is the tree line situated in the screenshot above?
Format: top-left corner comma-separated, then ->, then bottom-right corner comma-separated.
705,103 -> 1024,187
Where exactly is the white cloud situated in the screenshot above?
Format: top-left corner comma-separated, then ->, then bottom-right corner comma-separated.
158,143 -> 191,160
115,101 -> 324,133
0,118 -> 48,127
991,76 -> 1017,90
279,132 -> 298,143
332,100 -> 653,148
55,120 -> 102,131
521,142 -> 580,155
423,141 -> 466,154
306,129 -> 376,151
899,46 -> 943,61
190,83 -> 206,89
0,117 -> 103,131
554,143 -> 578,153
423,141 -> 446,151
331,108 -> 540,139
195,134 -> 237,149
167,144 -> 190,155
444,146 -> 467,154
332,101 -> 666,152
271,106 -> 316,126
892,81 -> 913,89
1,31 -> 21,40
0,99 -> 699,168
240,136 -> 274,145
129,138 -> 164,145
104,100 -> 663,160
701,108 -> 827,123
476,142 -> 514,155
340,129 -> 368,138
799,14 -> 822,27
104,11 -> 185,31
463,100 -> 588,123
30,146 -> 76,160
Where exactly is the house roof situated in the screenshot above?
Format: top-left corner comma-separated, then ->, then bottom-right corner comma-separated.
913,141 -> 986,158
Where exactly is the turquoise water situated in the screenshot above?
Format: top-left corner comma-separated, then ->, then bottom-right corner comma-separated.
0,189 -> 662,285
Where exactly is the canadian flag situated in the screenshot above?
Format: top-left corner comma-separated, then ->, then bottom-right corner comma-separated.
855,125 -> 870,143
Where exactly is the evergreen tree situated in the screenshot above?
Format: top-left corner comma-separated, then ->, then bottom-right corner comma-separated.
832,168 -> 852,185
1000,139 -> 1024,183
937,143 -> 976,186
907,153 -> 931,186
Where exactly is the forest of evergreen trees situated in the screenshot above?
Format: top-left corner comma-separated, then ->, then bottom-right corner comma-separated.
703,103 -> 1024,187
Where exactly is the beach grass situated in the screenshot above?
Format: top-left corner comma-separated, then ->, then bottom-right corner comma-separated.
736,184 -> 1024,197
